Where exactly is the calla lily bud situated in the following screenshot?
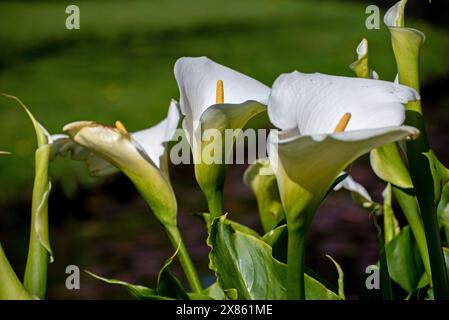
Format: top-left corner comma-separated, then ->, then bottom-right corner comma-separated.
385,0 -> 425,99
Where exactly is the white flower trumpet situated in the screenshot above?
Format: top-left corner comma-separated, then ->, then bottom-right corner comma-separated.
174,56 -> 270,217
266,71 -> 420,299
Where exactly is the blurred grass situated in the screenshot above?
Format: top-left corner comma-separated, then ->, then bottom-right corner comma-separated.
0,0 -> 448,201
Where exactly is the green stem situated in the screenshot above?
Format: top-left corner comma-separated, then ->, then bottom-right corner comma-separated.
205,189 -> 223,220
392,186 -> 432,286
166,226 -> 202,293
0,243 -> 32,300
390,23 -> 449,299
379,242 -> 394,300
24,146 -> 51,300
406,111 -> 449,299
23,227 -> 47,299
286,224 -> 307,300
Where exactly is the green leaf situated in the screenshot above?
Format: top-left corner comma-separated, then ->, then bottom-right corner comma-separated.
425,150 -> 449,203
243,159 -> 285,232
208,216 -> 341,300
2,94 -> 52,299
437,182 -> 449,240
325,255 -> 345,299
201,213 -> 261,239
370,143 -> 412,189
85,271 -> 169,300
383,184 -> 400,244
0,243 -> 34,300
86,248 -> 192,300
156,247 -> 190,300
203,281 -> 237,300
262,224 -> 288,263
385,226 -> 426,292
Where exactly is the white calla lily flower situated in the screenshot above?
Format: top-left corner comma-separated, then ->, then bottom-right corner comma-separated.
267,71 -> 419,299
62,101 -> 203,292
268,71 -> 420,208
174,56 -> 270,216
62,100 -> 180,228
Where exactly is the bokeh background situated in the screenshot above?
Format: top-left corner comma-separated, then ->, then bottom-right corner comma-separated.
0,0 -> 448,299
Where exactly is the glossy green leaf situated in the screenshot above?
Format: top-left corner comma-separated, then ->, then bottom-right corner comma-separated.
208,216 -> 341,300
0,243 -> 34,300
201,213 -> 260,239
326,255 -> 345,299
203,281 -> 237,300
386,226 -> 426,292
383,184 -> 400,244
243,159 -> 285,232
85,271 -> 166,300
86,249 -> 193,300
2,94 -> 53,299
437,182 -> 449,242
157,248 -> 190,300
262,224 -> 288,263
425,150 -> 449,203
370,143 -> 412,189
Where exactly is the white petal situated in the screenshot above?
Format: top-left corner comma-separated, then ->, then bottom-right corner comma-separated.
356,38 -> 368,60
269,125 -> 419,196
174,56 -> 270,124
334,173 -> 372,202
132,100 -> 180,168
384,1 -> 403,27
268,71 -> 419,135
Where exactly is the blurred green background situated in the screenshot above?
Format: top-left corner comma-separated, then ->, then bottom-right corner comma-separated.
1,0 -> 449,200
0,0 -> 448,299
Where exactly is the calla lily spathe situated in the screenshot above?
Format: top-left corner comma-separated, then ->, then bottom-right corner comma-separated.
244,158 -> 376,233
62,100 -> 180,228
174,56 -> 270,216
268,71 -> 420,216
267,71 -> 419,299
62,101 -> 203,292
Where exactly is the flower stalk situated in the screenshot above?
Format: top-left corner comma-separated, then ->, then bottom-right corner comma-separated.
2,94 -> 53,300
385,0 -> 449,299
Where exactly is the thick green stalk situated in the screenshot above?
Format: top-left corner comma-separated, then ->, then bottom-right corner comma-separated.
0,243 -> 32,300
166,226 -> 203,293
379,247 -> 393,300
392,186 -> 432,285
390,24 -> 449,299
23,146 -> 51,300
403,107 -> 448,297
194,162 -> 225,220
286,225 -> 307,300
205,189 -> 223,220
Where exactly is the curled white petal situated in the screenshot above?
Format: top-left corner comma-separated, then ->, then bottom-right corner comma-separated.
174,56 -> 270,124
384,1 -> 404,27
334,173 -> 372,202
356,38 -> 368,60
269,126 -> 419,195
268,71 -> 419,135
132,99 -> 180,168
